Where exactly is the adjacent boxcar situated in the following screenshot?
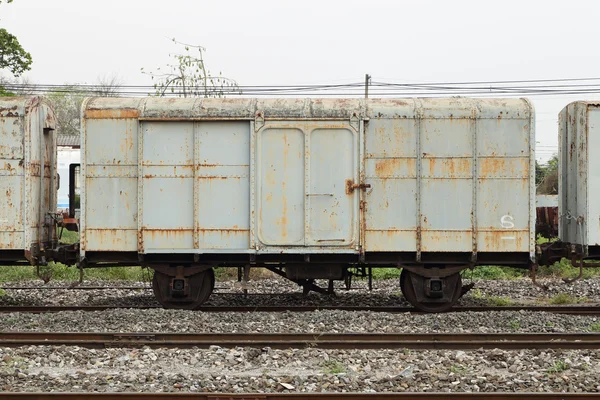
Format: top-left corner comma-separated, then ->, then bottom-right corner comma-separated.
74,97 -> 535,311
0,96 -> 57,265
558,102 -> 600,256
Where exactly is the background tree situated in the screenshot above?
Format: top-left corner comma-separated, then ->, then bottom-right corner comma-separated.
46,86 -> 87,136
0,1 -> 32,78
0,75 -> 36,97
94,73 -> 123,97
536,154 -> 559,195
141,39 -> 240,98
47,75 -> 123,135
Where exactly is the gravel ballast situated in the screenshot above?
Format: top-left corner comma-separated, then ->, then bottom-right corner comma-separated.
2,275 -> 600,393
1,346 -> 599,393
0,309 -> 599,334
1,275 -> 600,308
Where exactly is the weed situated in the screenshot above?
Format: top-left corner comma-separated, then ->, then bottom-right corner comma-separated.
372,268 -> 400,280
470,288 -> 484,299
548,293 -> 579,305
547,359 -> 569,373
323,360 -> 346,374
0,264 -> 152,283
546,321 -> 554,328
463,266 -> 525,280
1,356 -> 26,374
0,288 -> 5,297
485,296 -> 513,306
58,230 -> 79,245
508,319 -> 521,330
449,364 -> 468,374
537,258 -> 600,280
589,323 -> 600,332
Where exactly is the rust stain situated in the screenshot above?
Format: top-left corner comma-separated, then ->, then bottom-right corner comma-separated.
443,158 -> 471,177
85,109 -> 139,119
345,179 -> 353,195
277,181 -> 288,239
198,228 -> 249,237
480,158 -> 505,176
374,158 -> 416,178
428,158 -> 436,173
479,158 -> 527,178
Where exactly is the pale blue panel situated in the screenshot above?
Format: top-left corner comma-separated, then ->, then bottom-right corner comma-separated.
421,179 -> 473,230
257,128 -> 305,245
85,177 -> 138,230
196,121 -> 251,250
477,119 -> 529,157
307,128 -> 355,245
85,119 -> 138,165
142,178 -> 193,230
142,122 -> 193,165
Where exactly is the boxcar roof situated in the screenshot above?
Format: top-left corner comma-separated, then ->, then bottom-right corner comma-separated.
82,97 -> 533,120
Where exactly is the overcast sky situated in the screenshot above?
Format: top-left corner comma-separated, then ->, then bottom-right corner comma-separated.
4,0 -> 600,162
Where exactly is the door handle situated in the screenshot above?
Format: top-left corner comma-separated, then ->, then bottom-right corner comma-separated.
345,179 -> 371,194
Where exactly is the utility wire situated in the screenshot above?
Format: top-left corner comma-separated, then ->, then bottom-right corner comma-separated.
5,77 -> 600,97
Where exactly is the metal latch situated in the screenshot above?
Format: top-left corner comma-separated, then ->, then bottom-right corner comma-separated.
345,179 -> 371,194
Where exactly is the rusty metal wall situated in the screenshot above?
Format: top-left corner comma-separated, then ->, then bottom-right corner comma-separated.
80,97 -> 534,260
559,102 -> 600,249
364,98 -> 534,258
0,97 -> 57,255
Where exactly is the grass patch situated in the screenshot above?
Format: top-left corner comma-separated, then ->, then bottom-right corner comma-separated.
449,364 -> 468,374
372,268 -> 400,280
547,359 -> 569,374
0,263 -> 151,283
58,230 -> 79,245
469,289 -> 513,306
508,319 -> 521,330
485,296 -> 514,306
323,360 -> 346,374
548,293 -> 588,305
463,266 -> 525,280
589,323 -> 600,332
536,258 -> 600,280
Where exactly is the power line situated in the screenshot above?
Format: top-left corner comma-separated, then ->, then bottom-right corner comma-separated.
5,76 -> 600,98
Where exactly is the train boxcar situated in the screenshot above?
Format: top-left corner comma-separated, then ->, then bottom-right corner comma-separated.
0,96 -> 57,265
558,102 -> 600,257
67,97 -> 535,311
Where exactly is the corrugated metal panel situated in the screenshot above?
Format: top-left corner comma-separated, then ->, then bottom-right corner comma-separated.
364,98 -> 534,256
559,102 -> 600,248
80,97 -> 534,259
537,195 -> 558,208
56,134 -> 80,148
0,97 -> 57,256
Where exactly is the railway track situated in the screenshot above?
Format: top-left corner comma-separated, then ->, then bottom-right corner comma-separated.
1,331 -> 600,350
0,393 -> 598,399
1,304 -> 600,315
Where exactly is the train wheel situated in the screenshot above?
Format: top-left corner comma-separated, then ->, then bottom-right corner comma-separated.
152,268 -> 214,310
400,269 -> 461,313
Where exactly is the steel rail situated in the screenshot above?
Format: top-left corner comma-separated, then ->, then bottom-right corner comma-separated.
1,332 -> 600,350
0,286 -> 151,290
0,392 -> 598,399
1,305 -> 600,315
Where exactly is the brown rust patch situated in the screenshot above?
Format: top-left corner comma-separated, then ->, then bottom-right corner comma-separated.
345,179 -> 353,195
443,158 -> 471,177
480,158 -> 505,177
85,109 -> 139,119
374,159 -> 401,178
